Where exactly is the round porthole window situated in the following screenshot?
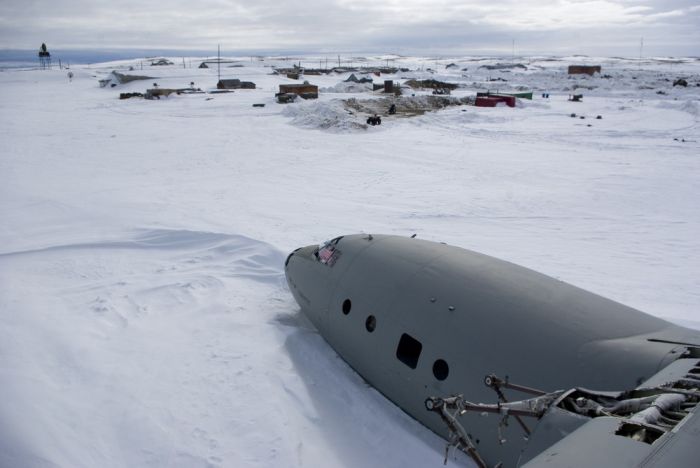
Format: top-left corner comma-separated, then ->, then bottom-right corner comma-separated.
342,299 -> 351,315
365,315 -> 376,332
433,359 -> 449,381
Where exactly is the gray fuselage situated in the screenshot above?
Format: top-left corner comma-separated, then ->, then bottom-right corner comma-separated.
285,234 -> 699,466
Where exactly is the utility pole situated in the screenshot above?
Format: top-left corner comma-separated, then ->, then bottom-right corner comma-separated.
217,44 -> 221,82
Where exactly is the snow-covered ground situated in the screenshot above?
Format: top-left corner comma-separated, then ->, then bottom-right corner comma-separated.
1,55 -> 699,468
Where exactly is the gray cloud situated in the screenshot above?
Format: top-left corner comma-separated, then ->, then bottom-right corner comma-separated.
1,0 -> 698,56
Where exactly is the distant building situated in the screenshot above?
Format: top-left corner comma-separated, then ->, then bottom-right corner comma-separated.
217,79 -> 256,89
278,83 -> 318,99
568,65 -> 601,75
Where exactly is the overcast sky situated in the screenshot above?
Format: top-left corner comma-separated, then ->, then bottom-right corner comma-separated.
1,0 -> 698,56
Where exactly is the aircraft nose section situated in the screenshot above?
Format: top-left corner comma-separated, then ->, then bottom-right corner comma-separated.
284,243 -> 332,331
284,244 -> 316,270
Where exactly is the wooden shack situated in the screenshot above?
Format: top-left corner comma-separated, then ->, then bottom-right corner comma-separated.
568,65 -> 601,75
278,83 -> 318,99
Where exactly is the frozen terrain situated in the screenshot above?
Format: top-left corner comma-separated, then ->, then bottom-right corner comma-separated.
1,54 -> 699,468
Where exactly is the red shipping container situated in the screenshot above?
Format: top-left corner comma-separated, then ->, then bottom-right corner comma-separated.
475,96 -> 499,107
475,95 -> 515,108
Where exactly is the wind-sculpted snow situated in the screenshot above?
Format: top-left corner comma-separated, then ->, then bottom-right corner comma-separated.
0,230 -> 286,467
282,99 -> 369,132
0,228 -> 451,467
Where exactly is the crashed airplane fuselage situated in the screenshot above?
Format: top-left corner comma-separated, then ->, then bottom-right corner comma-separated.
285,234 -> 700,467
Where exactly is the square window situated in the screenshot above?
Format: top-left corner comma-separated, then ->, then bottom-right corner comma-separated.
396,333 -> 422,369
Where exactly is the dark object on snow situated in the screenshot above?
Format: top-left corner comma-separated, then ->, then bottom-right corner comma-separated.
479,63 -> 527,70
568,65 -> 601,75
542,93 -> 550,98
253,103 -> 265,108
199,62 -> 209,68
119,92 -> 144,99
388,104 -> 396,115
110,83 -> 117,88
150,58 -> 173,66
432,88 -> 450,95
109,71 -> 154,84
445,63 -> 458,69
217,79 -> 256,89
580,115 -> 585,119
404,79 -> 458,90
277,93 -> 298,104
366,114 -> 382,126
570,113 -> 577,118
145,88 -> 182,99
345,74 -> 373,84
384,80 -> 394,93
673,78 -> 688,87
569,94 -> 583,102
278,83 -> 318,99
144,87 -> 202,99
596,115 -> 602,120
